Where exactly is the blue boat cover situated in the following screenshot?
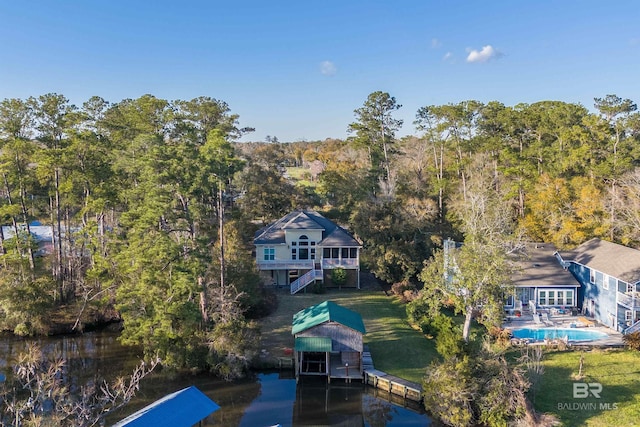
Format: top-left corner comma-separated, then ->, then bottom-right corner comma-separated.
112,385 -> 220,427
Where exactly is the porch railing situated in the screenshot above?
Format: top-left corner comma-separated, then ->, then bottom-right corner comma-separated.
321,259 -> 358,269
256,260 -> 314,270
291,269 -> 323,295
617,291 -> 640,309
624,319 -> 640,335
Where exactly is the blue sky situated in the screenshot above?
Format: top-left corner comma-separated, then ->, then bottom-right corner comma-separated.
1,1 -> 639,142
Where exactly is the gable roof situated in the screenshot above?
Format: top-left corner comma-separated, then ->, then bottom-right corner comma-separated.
512,243 -> 579,288
113,386 -> 220,427
254,210 -> 360,247
292,300 -> 366,335
561,238 -> 640,283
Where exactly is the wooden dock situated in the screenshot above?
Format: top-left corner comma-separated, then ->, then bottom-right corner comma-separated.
361,346 -> 422,403
364,369 -> 422,402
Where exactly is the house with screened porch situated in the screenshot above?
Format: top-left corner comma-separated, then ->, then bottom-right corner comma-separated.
254,210 -> 362,294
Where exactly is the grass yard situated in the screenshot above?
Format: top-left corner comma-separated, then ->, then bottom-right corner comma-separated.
532,349 -> 640,426
256,288 -> 437,384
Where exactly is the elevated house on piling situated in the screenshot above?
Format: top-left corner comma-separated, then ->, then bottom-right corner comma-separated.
254,210 -> 362,294
292,301 -> 365,382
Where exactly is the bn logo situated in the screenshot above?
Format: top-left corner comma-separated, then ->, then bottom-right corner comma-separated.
573,382 -> 602,398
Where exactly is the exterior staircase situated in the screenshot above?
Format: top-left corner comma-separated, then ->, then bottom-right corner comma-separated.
290,269 -> 323,294
624,319 -> 640,335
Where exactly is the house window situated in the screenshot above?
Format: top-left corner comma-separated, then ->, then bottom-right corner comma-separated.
538,290 -> 574,306
602,273 -> 609,290
350,248 -> 358,258
590,269 -> 595,284
565,290 -> 574,306
595,271 -> 604,287
627,283 -> 634,293
331,248 -> 339,258
341,248 -> 349,259
323,248 -> 330,258
626,310 -> 633,325
263,247 -> 275,261
311,248 -> 316,259
505,294 -> 514,307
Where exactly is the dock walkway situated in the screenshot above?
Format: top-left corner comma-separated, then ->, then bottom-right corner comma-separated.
362,346 -> 422,403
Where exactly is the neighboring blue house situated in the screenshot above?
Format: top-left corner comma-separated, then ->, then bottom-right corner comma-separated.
556,238 -> 640,333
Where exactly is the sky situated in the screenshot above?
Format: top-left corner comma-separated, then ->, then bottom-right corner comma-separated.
1,1 -> 639,142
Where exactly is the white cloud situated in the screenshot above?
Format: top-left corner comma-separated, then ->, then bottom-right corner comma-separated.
443,52 -> 453,62
466,45 -> 503,63
320,60 -> 337,76
431,38 -> 442,48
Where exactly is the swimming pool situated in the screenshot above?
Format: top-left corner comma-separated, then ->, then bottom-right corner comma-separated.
511,328 -> 608,342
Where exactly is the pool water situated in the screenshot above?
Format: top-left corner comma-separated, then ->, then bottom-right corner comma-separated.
512,328 -> 608,342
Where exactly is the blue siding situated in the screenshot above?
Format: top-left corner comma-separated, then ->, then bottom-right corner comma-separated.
569,263 -> 619,329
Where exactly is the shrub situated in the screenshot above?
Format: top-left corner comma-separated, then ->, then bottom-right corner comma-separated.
623,331 -> 640,351
310,281 -> 325,294
488,326 -> 512,347
331,268 -> 347,289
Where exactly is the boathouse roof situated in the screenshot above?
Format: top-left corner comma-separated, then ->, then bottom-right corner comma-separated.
292,300 -> 366,335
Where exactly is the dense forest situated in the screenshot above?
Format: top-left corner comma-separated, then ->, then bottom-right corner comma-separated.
0,91 -> 638,376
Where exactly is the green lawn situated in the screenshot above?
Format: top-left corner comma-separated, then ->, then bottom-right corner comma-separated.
532,349 -> 640,426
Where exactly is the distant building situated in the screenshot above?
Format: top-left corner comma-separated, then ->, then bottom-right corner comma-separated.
254,211 -> 361,294
1,224 -> 53,255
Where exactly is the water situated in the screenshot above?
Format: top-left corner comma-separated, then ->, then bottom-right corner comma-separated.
512,327 -> 608,341
0,332 -> 431,426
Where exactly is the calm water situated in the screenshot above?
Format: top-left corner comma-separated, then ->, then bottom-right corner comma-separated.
0,332 -> 432,426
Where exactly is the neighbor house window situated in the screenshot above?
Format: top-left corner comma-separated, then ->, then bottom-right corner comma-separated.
565,290 -> 574,306
548,291 -> 556,306
602,274 -> 609,290
595,271 -> 604,287
538,290 -> 574,306
263,247 -> 275,261
539,291 -> 547,305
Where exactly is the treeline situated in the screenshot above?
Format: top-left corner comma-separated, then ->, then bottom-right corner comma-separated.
1,91 -> 639,376
0,94 -> 267,377
265,93 -> 640,286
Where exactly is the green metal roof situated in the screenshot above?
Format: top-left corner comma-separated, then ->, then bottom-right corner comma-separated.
295,336 -> 333,352
292,301 -> 366,335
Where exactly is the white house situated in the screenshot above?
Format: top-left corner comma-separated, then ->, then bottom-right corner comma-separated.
254,210 -> 362,294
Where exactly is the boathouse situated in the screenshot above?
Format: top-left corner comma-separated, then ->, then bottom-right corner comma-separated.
292,301 -> 365,382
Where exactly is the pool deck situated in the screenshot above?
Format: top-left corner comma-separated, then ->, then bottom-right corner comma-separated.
502,313 -> 624,347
